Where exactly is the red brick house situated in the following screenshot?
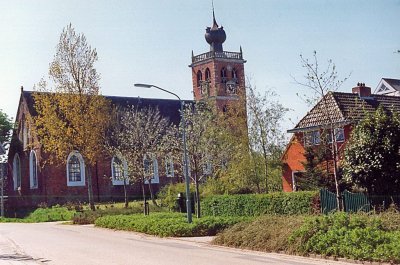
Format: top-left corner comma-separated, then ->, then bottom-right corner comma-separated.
282,81 -> 400,192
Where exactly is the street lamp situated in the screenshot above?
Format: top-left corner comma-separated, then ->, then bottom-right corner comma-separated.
134,83 -> 192,223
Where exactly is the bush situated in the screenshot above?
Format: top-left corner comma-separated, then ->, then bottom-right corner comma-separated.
158,183 -> 197,211
213,215 -> 305,253
73,203 -> 166,224
95,212 -> 248,237
0,206 -> 75,223
289,212 -> 400,263
201,191 -> 318,216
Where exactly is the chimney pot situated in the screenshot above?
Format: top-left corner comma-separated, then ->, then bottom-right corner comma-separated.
352,82 -> 371,98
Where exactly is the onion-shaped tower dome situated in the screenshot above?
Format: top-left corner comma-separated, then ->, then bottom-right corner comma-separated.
205,9 -> 226,52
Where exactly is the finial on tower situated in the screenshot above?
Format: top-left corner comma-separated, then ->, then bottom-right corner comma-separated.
205,1 -> 226,52
212,0 -> 218,28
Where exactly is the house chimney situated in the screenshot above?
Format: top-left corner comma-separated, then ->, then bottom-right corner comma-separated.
352,82 -> 371,97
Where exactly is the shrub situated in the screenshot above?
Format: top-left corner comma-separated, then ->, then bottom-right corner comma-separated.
73,203 -> 165,224
201,191 -> 318,216
289,212 -> 400,263
158,183 -> 197,211
213,215 -> 305,253
95,212 -> 248,237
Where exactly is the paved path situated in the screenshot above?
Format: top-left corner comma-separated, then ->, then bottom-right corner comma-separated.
0,222 -> 355,265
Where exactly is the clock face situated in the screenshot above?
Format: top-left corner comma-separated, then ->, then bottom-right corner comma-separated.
226,81 -> 237,94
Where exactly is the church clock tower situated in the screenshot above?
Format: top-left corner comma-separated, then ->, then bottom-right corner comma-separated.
189,10 -> 246,113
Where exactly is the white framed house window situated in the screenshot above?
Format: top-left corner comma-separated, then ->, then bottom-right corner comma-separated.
111,156 -> 128,185
144,155 -> 159,184
13,153 -> 21,190
165,156 -> 174,178
304,131 -> 320,146
29,150 -> 38,189
328,128 -> 345,143
66,151 -> 85,187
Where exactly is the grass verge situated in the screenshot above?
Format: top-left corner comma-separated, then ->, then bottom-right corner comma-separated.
95,212 -> 249,237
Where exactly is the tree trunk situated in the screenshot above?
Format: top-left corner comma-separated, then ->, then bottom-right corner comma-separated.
331,130 -> 341,211
86,167 -> 95,211
263,150 -> 268,194
141,177 -> 148,215
123,179 -> 128,208
147,179 -> 157,206
194,172 -> 201,218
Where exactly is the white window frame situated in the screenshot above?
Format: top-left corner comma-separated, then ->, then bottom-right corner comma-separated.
111,156 -> 128,186
66,151 -> 85,187
13,153 -> 21,190
29,150 -> 38,189
328,128 -> 345,143
304,131 -> 320,146
144,156 -> 159,184
165,156 -> 174,178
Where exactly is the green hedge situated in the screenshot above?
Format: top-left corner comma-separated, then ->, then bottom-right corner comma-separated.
95,212 -> 248,237
201,191 -> 318,216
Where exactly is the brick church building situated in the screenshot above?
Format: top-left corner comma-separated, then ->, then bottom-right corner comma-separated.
5,11 -> 246,213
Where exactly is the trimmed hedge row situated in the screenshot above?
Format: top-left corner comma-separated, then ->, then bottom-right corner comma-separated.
95,212 -> 248,237
201,191 -> 319,216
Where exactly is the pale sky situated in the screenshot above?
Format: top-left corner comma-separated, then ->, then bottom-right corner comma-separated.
0,0 -> 399,132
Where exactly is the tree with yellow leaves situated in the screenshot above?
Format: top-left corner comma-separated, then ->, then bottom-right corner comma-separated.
33,24 -> 111,210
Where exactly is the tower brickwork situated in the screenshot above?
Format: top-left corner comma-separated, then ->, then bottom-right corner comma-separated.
189,10 -> 246,113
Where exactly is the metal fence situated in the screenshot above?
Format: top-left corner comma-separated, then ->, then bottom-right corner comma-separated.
320,189 -> 400,214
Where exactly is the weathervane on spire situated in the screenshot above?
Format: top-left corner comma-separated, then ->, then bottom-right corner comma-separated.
205,0 -> 226,52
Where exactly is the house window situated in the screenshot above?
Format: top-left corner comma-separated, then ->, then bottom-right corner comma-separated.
144,155 -> 159,184
165,157 -> 174,178
29,150 -> 38,189
304,131 -> 320,146
13,153 -> 21,190
328,128 -> 345,143
111,156 -> 128,186
221,67 -> 227,83
66,151 -> 85,186
196,70 -> 202,87
205,68 -> 211,81
202,161 -> 212,176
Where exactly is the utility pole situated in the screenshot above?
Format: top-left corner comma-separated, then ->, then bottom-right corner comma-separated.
0,142 -> 5,218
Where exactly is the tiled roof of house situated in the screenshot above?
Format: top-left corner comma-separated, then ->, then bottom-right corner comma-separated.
289,91 -> 400,132
23,91 -> 190,125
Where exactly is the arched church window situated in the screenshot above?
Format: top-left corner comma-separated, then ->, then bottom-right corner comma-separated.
221,68 -> 227,83
205,68 -> 211,81
66,151 -> 85,186
13,153 -> 21,190
111,156 -> 128,186
29,150 -> 38,189
196,70 -> 202,87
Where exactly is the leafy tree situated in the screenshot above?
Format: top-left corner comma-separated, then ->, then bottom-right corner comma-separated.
33,24 -> 111,210
0,109 -> 13,162
343,106 -> 400,195
110,105 -> 177,206
181,101 -> 222,217
247,85 -> 288,193
294,51 -> 350,208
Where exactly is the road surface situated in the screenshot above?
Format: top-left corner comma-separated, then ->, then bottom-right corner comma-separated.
0,222 -> 354,265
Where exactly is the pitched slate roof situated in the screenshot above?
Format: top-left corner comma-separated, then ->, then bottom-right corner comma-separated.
288,92 -> 400,132
23,91 -> 190,125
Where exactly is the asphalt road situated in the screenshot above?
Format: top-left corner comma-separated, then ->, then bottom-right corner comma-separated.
0,222 -> 354,265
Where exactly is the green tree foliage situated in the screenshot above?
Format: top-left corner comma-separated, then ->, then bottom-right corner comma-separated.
0,109 -> 12,144
343,106 -> 400,195
107,106 -> 177,206
33,24 -> 111,210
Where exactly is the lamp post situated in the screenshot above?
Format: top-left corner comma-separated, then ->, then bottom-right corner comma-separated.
134,83 -> 192,223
